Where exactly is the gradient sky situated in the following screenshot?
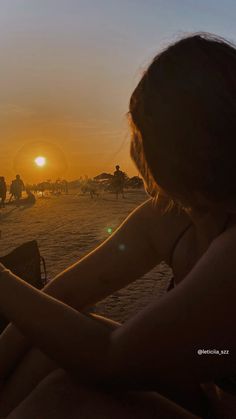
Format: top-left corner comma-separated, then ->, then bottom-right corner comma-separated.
1,0 -> 236,182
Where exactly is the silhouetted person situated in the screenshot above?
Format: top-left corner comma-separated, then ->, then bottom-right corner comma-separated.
10,175 -> 25,203
113,165 -> 125,199
0,177 -> 7,208
25,188 -> 36,205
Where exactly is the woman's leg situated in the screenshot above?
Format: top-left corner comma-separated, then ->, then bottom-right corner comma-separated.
0,314 -> 120,417
7,369 -> 200,419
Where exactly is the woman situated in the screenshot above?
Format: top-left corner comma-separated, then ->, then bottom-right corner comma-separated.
0,33 -> 236,418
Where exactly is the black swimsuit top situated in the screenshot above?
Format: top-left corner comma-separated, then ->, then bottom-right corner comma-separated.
167,221 -> 193,291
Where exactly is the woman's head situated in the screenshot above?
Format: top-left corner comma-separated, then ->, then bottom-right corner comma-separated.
129,33 -> 236,212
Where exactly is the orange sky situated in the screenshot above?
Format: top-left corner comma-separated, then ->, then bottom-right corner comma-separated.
1,104 -> 133,182
1,1 -> 235,183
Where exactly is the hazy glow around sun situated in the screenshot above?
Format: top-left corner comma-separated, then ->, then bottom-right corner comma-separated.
35,156 -> 46,167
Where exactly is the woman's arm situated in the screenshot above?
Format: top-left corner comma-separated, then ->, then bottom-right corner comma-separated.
0,227 -> 235,417
0,198 -> 151,378
0,268 -> 112,380
0,198 -> 191,379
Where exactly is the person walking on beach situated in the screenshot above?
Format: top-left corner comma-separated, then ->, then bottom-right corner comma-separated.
0,177 -> 7,208
113,165 -> 125,199
9,174 -> 25,203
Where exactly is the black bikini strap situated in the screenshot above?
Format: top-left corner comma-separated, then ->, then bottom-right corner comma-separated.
169,222 -> 193,267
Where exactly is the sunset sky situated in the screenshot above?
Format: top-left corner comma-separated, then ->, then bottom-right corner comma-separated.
1,0 -> 236,182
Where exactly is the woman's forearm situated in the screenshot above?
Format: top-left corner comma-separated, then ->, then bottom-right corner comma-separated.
0,198 -> 188,380
0,200 -> 159,379
0,269 -> 112,381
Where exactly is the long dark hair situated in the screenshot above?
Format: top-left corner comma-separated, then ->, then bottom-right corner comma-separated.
129,33 -> 236,211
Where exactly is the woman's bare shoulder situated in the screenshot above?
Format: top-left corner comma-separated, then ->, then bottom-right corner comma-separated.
211,220 -> 236,255
140,199 -> 193,264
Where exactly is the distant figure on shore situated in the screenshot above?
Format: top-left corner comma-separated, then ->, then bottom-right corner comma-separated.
113,165 -> 125,199
0,177 -> 7,208
8,188 -> 36,207
9,174 -> 25,203
25,188 -> 36,205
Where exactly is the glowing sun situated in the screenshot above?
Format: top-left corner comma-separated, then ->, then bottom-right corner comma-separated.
35,156 -> 46,167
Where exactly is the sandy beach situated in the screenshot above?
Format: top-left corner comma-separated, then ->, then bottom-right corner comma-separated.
0,190 -> 172,322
